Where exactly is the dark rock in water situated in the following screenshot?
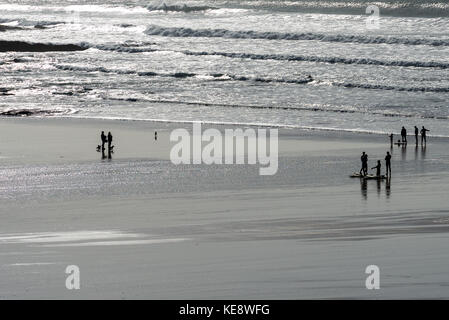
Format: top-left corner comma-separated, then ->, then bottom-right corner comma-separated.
0,40 -> 87,52
0,25 -> 23,32
34,25 -> 49,29
117,23 -> 135,28
1,110 -> 34,116
0,88 -> 14,95
52,91 -> 74,96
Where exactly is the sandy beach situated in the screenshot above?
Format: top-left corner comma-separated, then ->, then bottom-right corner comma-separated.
1,117 -> 449,299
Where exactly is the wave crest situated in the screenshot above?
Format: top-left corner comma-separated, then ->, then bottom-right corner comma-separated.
145,25 -> 449,47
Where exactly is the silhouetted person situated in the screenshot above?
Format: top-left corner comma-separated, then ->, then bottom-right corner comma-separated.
107,132 -> 113,149
385,151 -> 391,176
421,126 -> 429,145
360,152 -> 368,176
155,131 -> 158,140
389,133 -> 393,147
414,126 -> 419,145
371,160 -> 382,177
401,126 -> 407,144
101,131 -> 106,151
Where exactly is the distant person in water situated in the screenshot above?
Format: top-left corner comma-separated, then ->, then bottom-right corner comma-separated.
101,131 -> 106,151
389,133 -> 393,146
385,151 -> 392,176
414,126 -> 419,145
360,152 -> 368,176
371,160 -> 382,177
421,126 -> 430,145
401,126 -> 407,144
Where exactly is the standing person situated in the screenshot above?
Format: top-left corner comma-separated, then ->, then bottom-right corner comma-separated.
414,126 -> 419,145
421,126 -> 430,145
107,132 -> 113,159
371,160 -> 382,177
389,133 -> 393,147
401,126 -> 407,144
107,132 -> 113,149
360,152 -> 368,176
385,151 -> 392,176
101,131 -> 106,151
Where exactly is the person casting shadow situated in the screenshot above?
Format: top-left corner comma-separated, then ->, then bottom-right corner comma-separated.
385,151 -> 391,176
107,131 -> 113,159
401,126 -> 407,144
101,131 -> 106,151
360,152 -> 368,176
414,126 -> 419,146
421,126 -> 430,146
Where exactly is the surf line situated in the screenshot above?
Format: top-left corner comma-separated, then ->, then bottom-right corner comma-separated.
170,123 -> 278,175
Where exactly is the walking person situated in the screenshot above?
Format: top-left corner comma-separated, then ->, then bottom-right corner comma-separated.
401,126 -> 407,144
414,126 -> 419,145
385,151 -> 392,176
421,126 -> 430,145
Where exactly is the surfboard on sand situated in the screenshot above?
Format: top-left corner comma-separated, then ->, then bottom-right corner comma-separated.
350,172 -> 364,178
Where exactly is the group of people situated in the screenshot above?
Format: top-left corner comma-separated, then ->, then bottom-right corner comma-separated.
359,151 -> 392,177
97,131 -> 114,158
390,126 -> 430,146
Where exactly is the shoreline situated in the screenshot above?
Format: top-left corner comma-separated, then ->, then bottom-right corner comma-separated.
2,115 -> 448,141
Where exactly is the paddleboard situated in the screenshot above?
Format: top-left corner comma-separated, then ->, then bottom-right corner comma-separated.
363,175 -> 387,180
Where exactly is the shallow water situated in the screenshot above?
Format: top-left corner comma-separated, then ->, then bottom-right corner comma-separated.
0,0 -> 448,136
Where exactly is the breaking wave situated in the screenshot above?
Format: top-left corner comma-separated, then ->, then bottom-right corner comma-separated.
225,0 -> 449,18
53,64 -> 313,84
182,50 -> 449,69
53,64 -> 449,93
0,108 -> 77,117
145,25 -> 449,47
147,3 -> 217,13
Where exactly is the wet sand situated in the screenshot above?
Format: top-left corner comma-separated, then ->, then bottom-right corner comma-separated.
1,117 -> 449,299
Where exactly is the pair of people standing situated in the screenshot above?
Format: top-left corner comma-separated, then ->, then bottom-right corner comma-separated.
101,131 -> 113,151
100,131 -> 114,159
414,126 -> 430,145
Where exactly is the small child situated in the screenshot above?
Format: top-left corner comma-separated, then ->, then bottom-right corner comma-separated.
371,160 -> 382,177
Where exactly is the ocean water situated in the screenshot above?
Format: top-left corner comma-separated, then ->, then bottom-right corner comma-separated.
0,0 -> 448,136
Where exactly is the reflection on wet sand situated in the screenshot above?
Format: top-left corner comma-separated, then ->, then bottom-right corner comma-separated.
360,176 -> 391,200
